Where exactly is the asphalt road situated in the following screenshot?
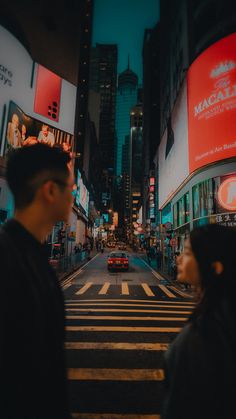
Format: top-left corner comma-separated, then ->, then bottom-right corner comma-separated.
62,248 -> 195,419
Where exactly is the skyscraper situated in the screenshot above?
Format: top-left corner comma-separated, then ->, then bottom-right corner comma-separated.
115,61 -> 138,178
89,44 -> 118,210
89,44 -> 118,171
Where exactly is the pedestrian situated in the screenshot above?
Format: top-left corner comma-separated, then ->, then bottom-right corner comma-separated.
146,246 -> 151,264
161,223 -> 236,419
0,144 -> 73,418
156,245 -> 161,270
87,241 -> 91,259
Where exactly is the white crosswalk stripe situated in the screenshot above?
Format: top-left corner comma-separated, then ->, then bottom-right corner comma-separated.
70,281 -> 193,299
65,292 -> 194,417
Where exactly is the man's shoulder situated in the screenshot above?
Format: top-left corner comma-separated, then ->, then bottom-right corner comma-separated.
0,226 -> 15,251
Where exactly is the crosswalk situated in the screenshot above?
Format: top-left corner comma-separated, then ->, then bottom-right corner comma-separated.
63,279 -> 193,299
65,297 -> 195,418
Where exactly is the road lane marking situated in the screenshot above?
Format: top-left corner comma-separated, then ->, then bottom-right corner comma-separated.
66,302 -> 194,309
66,326 -> 181,333
141,283 -> 155,297
65,308 -> 192,314
67,368 -> 164,381
121,282 -> 129,295
157,284 -> 177,298
168,285 -> 194,298
65,298 -> 194,305
139,257 -> 164,281
98,282 -> 110,295
75,282 -> 93,295
65,342 -> 169,351
72,414 -> 160,418
66,315 -> 188,321
61,253 -> 100,288
63,282 -> 73,290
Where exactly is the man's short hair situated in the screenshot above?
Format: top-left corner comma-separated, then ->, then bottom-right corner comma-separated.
6,143 -> 71,209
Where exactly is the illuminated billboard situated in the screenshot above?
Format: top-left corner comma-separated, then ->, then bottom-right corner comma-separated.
217,176 -> 236,211
187,32 -> 236,173
3,101 -> 73,156
75,169 -> 89,216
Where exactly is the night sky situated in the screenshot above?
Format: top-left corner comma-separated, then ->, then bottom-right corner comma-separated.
92,0 -> 160,83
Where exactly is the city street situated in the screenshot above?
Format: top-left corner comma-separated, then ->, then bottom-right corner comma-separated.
63,249 -> 195,418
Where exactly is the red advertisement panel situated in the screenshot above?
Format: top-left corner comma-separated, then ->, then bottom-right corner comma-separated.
34,64 -> 62,122
187,33 -> 236,173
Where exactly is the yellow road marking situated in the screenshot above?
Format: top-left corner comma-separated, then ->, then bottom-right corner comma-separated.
72,413 -> 160,418
63,282 -> 72,290
68,368 -> 164,381
66,308 -> 192,314
66,302 -> 194,309
98,282 -> 110,295
168,286 -> 194,299
65,298 -> 194,305
75,282 -> 93,295
122,282 -> 129,295
65,342 -> 169,351
66,326 -> 181,333
157,284 -> 177,298
141,283 -> 155,297
66,315 -> 187,321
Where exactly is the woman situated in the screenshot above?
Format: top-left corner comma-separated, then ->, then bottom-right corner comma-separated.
161,223 -> 236,419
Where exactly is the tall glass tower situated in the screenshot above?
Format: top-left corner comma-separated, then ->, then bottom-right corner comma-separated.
115,62 -> 138,178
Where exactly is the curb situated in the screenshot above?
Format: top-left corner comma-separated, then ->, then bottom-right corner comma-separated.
138,253 -> 194,296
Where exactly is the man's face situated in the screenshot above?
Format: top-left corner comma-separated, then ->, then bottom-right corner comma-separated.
42,126 -> 49,137
54,170 -> 75,223
12,114 -> 19,128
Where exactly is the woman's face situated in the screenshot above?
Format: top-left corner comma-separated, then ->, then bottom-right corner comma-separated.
177,238 -> 200,287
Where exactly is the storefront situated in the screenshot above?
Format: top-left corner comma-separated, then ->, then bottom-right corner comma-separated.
172,160 -> 236,250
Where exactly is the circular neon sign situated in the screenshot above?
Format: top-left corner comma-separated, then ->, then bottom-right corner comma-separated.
218,176 -> 236,211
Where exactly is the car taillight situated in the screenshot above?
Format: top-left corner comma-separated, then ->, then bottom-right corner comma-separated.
108,260 -> 113,264
124,259 -> 128,263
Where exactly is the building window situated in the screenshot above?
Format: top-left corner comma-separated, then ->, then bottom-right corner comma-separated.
192,179 -> 215,220
173,192 -> 190,228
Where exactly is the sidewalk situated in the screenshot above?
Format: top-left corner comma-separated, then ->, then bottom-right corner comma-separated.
138,251 -> 195,296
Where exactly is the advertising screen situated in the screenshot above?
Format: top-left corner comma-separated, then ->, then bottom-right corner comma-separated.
75,169 -> 89,216
34,65 -> 62,122
4,101 -> 73,156
187,33 -> 236,173
75,169 -> 82,208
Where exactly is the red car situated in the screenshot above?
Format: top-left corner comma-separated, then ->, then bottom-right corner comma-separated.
107,252 -> 129,271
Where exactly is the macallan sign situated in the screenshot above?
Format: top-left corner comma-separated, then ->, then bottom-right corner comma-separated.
194,60 -> 236,118
187,33 -> 236,173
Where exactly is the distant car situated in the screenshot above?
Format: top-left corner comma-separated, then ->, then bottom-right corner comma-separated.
107,241 -> 116,248
118,242 -> 127,250
107,252 -> 129,271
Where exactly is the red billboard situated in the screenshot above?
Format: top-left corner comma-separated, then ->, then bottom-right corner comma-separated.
34,65 -> 62,122
187,33 -> 236,173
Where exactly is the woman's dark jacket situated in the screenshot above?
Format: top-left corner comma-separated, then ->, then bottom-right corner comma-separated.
0,219 -> 71,418
161,299 -> 236,419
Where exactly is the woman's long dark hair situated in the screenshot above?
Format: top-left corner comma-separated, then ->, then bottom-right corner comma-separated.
189,223 -> 236,325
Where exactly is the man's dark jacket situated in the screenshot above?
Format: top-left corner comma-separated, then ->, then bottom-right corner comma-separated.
0,219 -> 71,418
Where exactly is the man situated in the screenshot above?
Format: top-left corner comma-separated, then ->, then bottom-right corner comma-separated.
38,123 -> 55,146
0,144 -> 74,418
6,112 -> 22,148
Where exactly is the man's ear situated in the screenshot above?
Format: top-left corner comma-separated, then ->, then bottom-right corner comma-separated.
40,180 -> 57,203
212,261 -> 224,275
